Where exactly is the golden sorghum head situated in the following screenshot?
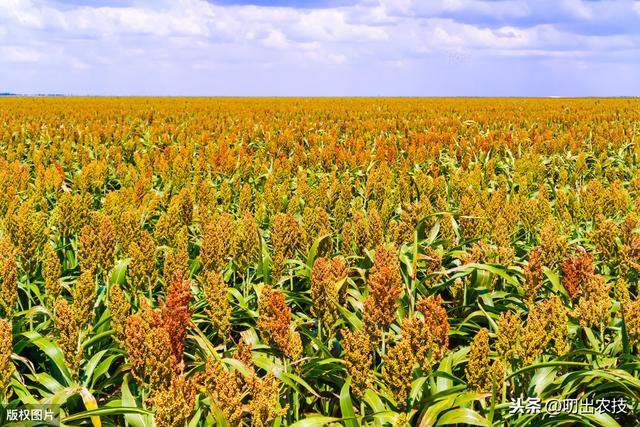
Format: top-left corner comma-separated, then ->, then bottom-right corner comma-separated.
109,284 -> 130,349
0,239 -> 18,318
439,213 -> 457,247
333,198 -> 350,232
128,230 -> 158,293
239,182 -> 253,214
310,257 -> 340,336
175,187 -> 194,227
0,318 -> 14,399
539,216 -> 568,268
399,317 -> 432,374
144,326 -> 178,393
625,299 -> 640,352
160,273 -> 193,365
383,337 -> 415,408
465,328 -> 495,393
523,247 -> 543,301
341,328 -> 372,399
203,270 -> 231,342
72,270 -> 97,330
234,338 -> 253,370
491,214 -> 513,249
370,244 -> 401,279
202,359 -> 246,426
363,261 -> 403,341
234,212 -> 261,275
393,413 -> 411,427
200,213 -> 235,273
42,245 -> 61,306
340,221 -> 354,256
496,311 -> 521,363
155,189 -> 193,247
288,330 -> 303,362
270,213 -> 306,283
125,314 -> 149,386
78,213 -> 115,273
163,226 -> 190,283
303,206 -> 330,244
519,296 -> 569,366
52,193 -> 91,237
218,180 -> 232,212
98,214 -> 116,272
577,179 -> 605,222
590,214 -> 619,261
6,201 -> 47,274
332,257 -> 349,305
367,207 -> 384,249
55,298 -> 81,377
491,358 -> 505,395
152,375 -> 197,427
560,248 -> 594,299
615,278 -> 630,307
117,208 -> 142,258
249,374 -> 287,427
78,222 -> 100,272
543,296 -> 569,357
620,212 -> 640,245
458,192 -> 490,241
573,274 -> 612,329
257,286 -> 292,356
415,294 -> 450,363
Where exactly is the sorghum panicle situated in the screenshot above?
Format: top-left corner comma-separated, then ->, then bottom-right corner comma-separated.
496,311 -> 521,363
257,286 -> 297,358
341,329 -> 372,399
203,270 -> 231,342
128,230 -> 158,292
561,248 -> 594,299
144,326 -> 178,393
270,213 -> 306,283
200,213 -> 235,273
248,374 -> 287,427
72,270 -> 97,330
109,284 -> 131,348
362,245 -> 403,339
625,299 -> 640,351
160,272 -> 193,365
416,294 -> 450,362
152,375 -> 197,427
0,318 -> 13,399
202,359 -> 246,425
573,274 -> 612,329
465,328 -> 500,393
234,212 -> 261,275
383,337 -> 415,408
0,238 -> 18,318
55,298 -> 81,377
42,245 -> 61,305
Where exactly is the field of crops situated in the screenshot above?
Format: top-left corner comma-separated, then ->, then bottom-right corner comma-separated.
0,97 -> 639,426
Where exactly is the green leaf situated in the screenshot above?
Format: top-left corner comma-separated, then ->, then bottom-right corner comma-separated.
340,377 -> 359,427
21,331 -> 72,386
109,258 -> 130,285
121,374 -> 151,427
62,407 -> 153,423
435,408 -> 489,427
306,233 -> 331,269
289,416 -> 341,427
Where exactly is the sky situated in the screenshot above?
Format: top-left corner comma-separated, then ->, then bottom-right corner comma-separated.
0,0 -> 639,96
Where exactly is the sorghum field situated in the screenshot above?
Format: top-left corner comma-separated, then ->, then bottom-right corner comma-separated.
1,97 -> 640,426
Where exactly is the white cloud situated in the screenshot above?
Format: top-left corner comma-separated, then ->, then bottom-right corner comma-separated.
0,0 -> 638,95
0,46 -> 43,62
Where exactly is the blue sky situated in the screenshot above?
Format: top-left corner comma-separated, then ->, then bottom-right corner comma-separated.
1,0 -> 639,96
